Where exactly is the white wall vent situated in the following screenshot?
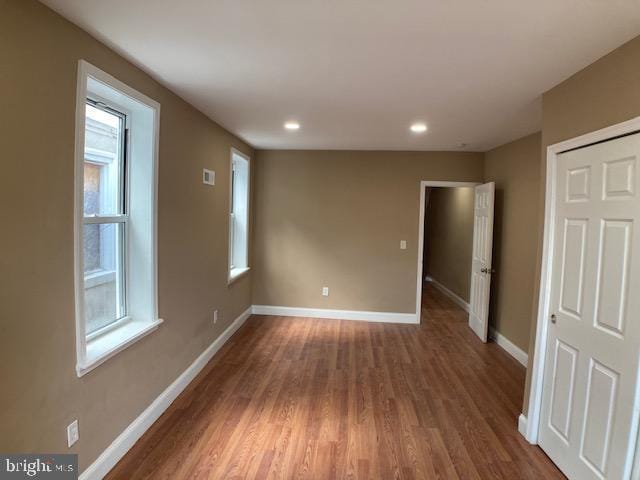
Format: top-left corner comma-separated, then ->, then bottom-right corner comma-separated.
203,169 -> 215,185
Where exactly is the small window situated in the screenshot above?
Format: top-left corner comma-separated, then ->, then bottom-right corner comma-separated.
75,61 -> 161,376
229,149 -> 250,283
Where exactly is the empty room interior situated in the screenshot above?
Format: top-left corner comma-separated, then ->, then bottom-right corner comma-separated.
3,1 -> 640,479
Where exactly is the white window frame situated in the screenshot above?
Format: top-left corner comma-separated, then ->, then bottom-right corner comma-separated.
74,60 -> 162,376
83,102 -> 129,338
228,148 -> 251,284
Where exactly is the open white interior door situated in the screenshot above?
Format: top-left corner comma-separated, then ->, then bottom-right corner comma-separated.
469,182 -> 495,342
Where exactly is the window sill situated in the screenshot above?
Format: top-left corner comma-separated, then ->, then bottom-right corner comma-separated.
76,317 -> 163,377
228,267 -> 250,285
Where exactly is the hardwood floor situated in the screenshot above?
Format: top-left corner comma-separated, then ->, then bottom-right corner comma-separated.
107,284 -> 564,479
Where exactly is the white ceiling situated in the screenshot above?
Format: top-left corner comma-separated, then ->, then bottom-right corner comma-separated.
42,0 -> 640,151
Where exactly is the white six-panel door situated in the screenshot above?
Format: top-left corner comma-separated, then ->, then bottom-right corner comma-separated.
469,182 -> 495,342
539,133 -> 640,479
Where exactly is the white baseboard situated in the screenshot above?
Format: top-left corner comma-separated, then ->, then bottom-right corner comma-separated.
80,306 -> 253,480
489,327 -> 528,367
425,277 -> 470,313
251,305 -> 418,324
518,414 -> 528,439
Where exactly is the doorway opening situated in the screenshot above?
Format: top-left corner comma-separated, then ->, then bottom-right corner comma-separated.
422,186 -> 475,313
415,181 -> 495,343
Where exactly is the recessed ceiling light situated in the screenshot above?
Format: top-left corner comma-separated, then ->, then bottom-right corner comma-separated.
410,122 -> 427,133
284,121 -> 300,130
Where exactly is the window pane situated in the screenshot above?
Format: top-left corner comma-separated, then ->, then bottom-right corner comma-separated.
230,154 -> 249,270
229,213 -> 236,269
84,223 -> 125,335
231,169 -> 236,213
84,103 -> 124,216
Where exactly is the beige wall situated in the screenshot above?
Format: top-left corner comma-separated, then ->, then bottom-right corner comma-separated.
8,0 -> 639,452
424,187 -> 474,302
484,133 -> 541,352
252,150 -> 484,312
523,35 -> 640,415
0,0 -> 253,470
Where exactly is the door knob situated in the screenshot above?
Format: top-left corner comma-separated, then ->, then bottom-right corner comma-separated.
550,313 -> 557,324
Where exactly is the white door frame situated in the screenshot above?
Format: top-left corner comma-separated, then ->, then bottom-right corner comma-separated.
415,180 -> 481,322
523,116 -> 640,452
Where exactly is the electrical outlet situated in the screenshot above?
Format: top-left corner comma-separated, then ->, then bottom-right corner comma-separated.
213,310 -> 218,324
67,420 -> 79,448
322,286 -> 329,296
400,240 -> 407,250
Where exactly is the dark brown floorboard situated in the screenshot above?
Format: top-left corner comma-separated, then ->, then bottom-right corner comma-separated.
106,284 -> 564,479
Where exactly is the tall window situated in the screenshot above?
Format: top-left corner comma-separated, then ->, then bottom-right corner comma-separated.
83,101 -> 127,336
75,61 -> 161,376
229,149 -> 250,282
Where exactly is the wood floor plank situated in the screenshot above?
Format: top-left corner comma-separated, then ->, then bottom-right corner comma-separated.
106,284 -> 565,479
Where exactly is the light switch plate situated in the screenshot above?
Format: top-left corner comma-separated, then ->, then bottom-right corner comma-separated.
322,287 -> 329,296
67,420 -> 79,448
203,169 -> 215,185
400,240 -> 407,250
